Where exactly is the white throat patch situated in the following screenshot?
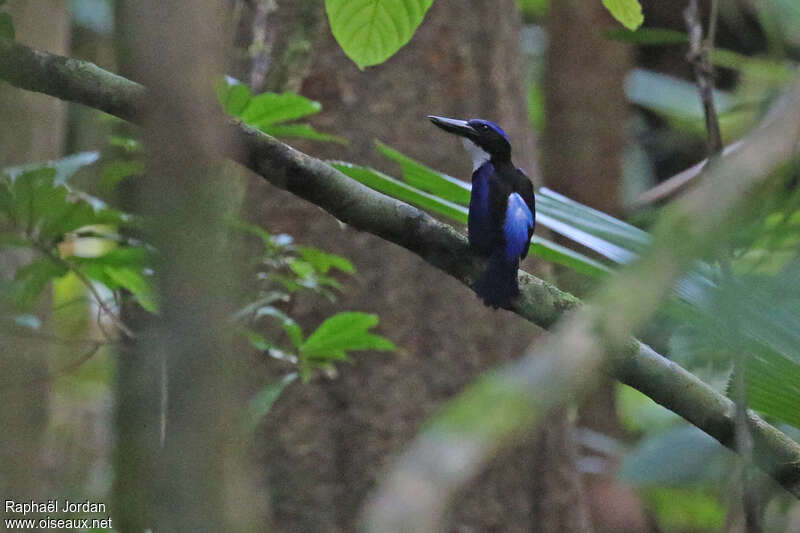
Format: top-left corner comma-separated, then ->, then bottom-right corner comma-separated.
461,138 -> 490,170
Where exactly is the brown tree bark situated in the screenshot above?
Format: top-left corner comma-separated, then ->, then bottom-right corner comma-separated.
543,2 -> 649,533
114,2 -> 264,532
244,1 -> 578,531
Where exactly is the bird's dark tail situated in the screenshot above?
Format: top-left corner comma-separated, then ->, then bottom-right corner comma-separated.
473,252 -> 520,309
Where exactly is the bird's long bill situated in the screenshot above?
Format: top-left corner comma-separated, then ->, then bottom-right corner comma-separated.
427,115 -> 475,138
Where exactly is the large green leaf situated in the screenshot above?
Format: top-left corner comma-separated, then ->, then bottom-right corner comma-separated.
240,92 -> 322,128
530,236 -> 611,278
536,187 -> 649,263
332,161 -> 469,223
602,0 -> 644,31
301,312 -> 396,362
376,141 -> 472,205
325,0 -> 434,68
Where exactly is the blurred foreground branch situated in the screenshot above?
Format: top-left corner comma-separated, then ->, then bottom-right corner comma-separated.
2,37 -> 800,510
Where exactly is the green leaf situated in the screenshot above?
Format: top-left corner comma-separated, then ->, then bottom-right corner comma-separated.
289,259 -> 315,279
12,257 -> 68,309
74,246 -> 154,311
626,69 -> 733,122
261,123 -> 347,144
298,246 -> 355,274
246,373 -> 298,430
537,187 -> 650,261
709,48 -> 795,85
602,0 -> 644,31
301,312 -> 396,362
74,245 -> 149,269
376,141 -> 471,205
240,92 -> 322,126
530,236 -> 611,278
104,266 -> 158,313
745,350 -> 800,429
216,80 -> 253,116
0,12 -> 14,40
331,161 -> 469,223
325,0 -> 434,68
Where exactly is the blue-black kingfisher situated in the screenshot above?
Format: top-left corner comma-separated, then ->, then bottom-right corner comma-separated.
428,115 -> 535,309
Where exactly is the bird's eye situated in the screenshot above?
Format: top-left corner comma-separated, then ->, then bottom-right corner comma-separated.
479,124 -> 489,131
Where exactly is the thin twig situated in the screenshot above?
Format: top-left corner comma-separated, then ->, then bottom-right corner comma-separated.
707,0 -> 719,51
685,0 -> 724,157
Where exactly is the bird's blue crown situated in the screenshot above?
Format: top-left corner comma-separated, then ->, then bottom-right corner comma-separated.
467,119 -> 509,143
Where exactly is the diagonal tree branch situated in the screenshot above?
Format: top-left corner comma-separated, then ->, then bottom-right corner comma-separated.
2,37 -> 800,499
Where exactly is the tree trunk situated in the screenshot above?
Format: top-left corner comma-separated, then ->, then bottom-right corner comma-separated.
0,0 -> 69,507
114,2 -> 264,532
245,1 -> 584,531
544,2 -> 650,532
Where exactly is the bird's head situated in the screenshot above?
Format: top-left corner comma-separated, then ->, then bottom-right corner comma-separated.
428,115 -> 511,168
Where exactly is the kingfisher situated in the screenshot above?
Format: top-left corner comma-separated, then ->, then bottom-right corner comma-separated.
428,115 -> 535,309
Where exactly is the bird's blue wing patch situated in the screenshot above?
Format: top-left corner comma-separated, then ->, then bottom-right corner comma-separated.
504,192 -> 534,261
